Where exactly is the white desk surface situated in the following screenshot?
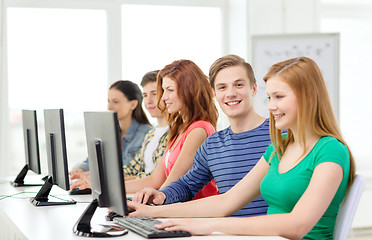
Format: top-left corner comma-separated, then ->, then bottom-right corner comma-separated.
0,175 -> 285,240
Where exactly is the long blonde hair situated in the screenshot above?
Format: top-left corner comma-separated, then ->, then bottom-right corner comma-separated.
263,57 -> 355,190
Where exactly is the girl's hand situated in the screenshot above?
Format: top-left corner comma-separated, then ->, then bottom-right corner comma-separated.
155,219 -> 213,236
127,201 -> 155,217
70,171 -> 91,190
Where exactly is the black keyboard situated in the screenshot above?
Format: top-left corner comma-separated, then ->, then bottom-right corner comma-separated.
113,216 -> 191,238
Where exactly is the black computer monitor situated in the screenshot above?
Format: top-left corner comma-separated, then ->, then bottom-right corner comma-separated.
73,111 -> 128,237
11,110 -> 43,187
30,109 -> 76,206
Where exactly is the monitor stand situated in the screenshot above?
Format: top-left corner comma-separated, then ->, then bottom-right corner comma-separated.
73,199 -> 128,237
30,175 -> 76,206
10,164 -> 46,187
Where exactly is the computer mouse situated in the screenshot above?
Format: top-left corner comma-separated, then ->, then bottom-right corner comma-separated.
105,211 -> 122,221
69,188 -> 92,195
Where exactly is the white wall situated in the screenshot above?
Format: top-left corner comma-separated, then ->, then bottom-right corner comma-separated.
223,0 -> 320,59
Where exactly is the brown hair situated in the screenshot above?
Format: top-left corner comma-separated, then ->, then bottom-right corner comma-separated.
209,54 -> 256,88
141,70 -> 160,87
109,80 -> 150,125
157,60 -> 218,142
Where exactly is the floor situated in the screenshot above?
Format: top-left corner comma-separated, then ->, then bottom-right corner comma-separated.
349,229 -> 372,240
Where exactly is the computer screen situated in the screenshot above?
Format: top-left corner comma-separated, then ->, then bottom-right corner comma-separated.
44,109 -> 70,190
11,110 -> 42,187
29,109 -> 76,206
73,111 -> 128,237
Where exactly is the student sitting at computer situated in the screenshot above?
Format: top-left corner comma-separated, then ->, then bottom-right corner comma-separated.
70,80 -> 151,175
123,70 -> 169,179
133,55 -> 271,217
128,57 -> 356,239
125,59 -> 219,199
70,72 -> 170,189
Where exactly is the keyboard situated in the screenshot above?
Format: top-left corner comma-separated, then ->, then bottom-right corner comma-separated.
113,216 -> 191,238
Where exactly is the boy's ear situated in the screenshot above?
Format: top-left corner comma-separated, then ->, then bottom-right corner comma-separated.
252,83 -> 258,97
212,88 -> 216,97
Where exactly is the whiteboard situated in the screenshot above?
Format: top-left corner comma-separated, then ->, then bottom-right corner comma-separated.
251,33 -> 340,120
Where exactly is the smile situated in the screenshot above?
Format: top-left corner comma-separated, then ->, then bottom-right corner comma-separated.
225,100 -> 242,106
273,114 -> 284,120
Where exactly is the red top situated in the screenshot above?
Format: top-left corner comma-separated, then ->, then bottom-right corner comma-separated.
163,120 -> 219,200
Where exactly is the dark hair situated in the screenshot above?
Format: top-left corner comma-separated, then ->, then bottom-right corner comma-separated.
157,60 -> 218,142
209,54 -> 256,88
141,70 -> 160,87
109,80 -> 150,125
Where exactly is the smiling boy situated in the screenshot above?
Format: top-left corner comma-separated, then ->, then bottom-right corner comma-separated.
133,55 -> 271,217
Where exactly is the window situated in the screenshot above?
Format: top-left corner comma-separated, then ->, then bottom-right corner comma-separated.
7,8 -> 107,173
121,4 -> 222,81
3,2 -> 224,176
121,4 -> 222,126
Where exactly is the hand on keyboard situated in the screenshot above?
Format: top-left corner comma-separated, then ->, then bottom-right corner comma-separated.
69,171 -> 91,190
114,217 -> 191,238
154,218 -> 213,236
126,201 -> 154,217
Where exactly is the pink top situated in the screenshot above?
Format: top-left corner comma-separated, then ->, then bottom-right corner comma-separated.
163,120 -> 218,199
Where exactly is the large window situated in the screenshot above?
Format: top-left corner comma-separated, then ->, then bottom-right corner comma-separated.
121,4 -> 222,126
4,2 -> 223,176
7,7 -> 107,173
321,7 -> 372,172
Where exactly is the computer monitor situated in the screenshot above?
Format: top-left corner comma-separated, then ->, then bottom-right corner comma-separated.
30,109 -> 76,206
11,110 -> 43,187
73,111 -> 128,237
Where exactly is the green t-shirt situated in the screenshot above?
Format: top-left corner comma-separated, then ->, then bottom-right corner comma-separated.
261,136 -> 350,239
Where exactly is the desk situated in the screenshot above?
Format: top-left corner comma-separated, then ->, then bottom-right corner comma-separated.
0,176 -> 285,240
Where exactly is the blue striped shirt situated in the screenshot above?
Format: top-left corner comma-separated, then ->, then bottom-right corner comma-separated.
161,118 -> 271,217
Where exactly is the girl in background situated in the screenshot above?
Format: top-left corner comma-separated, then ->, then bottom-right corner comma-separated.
70,80 -> 151,189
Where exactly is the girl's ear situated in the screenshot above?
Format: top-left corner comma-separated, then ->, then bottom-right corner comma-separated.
130,100 -> 138,111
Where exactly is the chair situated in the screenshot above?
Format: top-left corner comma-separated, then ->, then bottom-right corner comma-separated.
334,174 -> 366,240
